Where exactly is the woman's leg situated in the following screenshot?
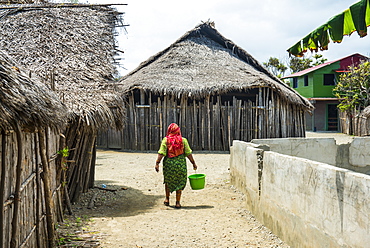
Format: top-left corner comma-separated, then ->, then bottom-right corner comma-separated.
175,190 -> 182,208
164,183 -> 170,206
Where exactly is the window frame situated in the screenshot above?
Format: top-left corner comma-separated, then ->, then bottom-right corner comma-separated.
292,77 -> 298,88
304,75 -> 309,87
323,74 -> 335,86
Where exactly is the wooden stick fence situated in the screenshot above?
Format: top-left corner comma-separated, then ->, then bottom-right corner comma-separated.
98,87 -> 307,151
65,121 -> 97,203
339,110 -> 370,136
1,128 -> 63,248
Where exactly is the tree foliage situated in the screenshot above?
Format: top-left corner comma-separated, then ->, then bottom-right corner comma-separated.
289,54 -> 328,73
333,61 -> 370,112
263,54 -> 328,76
263,57 -> 287,78
289,57 -> 312,73
311,54 -> 328,66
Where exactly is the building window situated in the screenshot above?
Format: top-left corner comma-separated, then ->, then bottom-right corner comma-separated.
323,74 -> 335,85
304,75 -> 308,86
292,78 -> 298,88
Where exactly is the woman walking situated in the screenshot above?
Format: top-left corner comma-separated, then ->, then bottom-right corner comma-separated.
155,123 -> 197,208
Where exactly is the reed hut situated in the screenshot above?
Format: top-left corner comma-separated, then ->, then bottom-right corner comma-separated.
0,3 -> 126,203
0,51 -> 66,247
108,21 -> 313,151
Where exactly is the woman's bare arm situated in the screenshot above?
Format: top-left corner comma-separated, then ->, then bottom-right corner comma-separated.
155,154 -> 164,172
187,154 -> 197,170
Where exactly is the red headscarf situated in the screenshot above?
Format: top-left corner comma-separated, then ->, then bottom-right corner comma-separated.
166,123 -> 184,158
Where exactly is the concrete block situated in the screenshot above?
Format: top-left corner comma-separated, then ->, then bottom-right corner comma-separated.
230,140 -> 264,194
349,137 -> 370,167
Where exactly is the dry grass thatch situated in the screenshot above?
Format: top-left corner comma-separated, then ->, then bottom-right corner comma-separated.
0,3 -> 126,129
0,50 -> 66,130
119,22 -> 313,111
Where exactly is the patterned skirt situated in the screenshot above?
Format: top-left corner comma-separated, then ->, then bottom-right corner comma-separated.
163,154 -> 187,193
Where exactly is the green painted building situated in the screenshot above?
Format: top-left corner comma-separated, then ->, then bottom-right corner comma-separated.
283,53 -> 368,131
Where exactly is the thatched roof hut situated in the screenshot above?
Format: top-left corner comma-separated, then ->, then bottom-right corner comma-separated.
120,22 -> 312,109
0,50 -> 66,130
0,3 -> 127,203
0,3 -> 127,246
106,22 -> 313,151
0,50 -> 67,248
0,3 -> 125,129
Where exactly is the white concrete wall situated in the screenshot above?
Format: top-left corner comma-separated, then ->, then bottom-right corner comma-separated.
230,140 -> 370,248
230,141 -> 264,213
251,137 -> 370,174
349,137 -> 370,167
251,138 -> 337,165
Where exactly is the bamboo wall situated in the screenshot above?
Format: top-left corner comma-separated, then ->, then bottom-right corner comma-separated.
98,87 -> 307,151
64,121 -> 97,203
339,111 -> 370,136
0,128 -> 62,248
0,120 -> 101,247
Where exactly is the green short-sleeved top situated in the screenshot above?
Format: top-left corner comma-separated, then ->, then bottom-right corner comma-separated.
158,137 -> 192,157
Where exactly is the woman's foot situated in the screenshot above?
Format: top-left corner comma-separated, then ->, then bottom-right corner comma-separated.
175,190 -> 182,208
164,197 -> 170,206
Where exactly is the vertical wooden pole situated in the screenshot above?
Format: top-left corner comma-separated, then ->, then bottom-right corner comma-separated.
265,88 -> 269,138
139,90 -> 145,150
0,130 -> 6,248
38,128 -> 55,248
131,94 -> 138,150
214,96 -> 220,150
206,96 -> 211,150
159,97 -> 163,148
173,95 -> 177,124
82,132 -> 96,191
201,102 -> 205,149
227,100 -> 230,146
89,138 -> 97,188
193,100 -> 197,149
164,96 -> 168,136
34,133 -> 42,247
254,95 -> 258,139
221,100 -> 228,150
180,95 -> 186,136
148,92 -> 152,150
10,124 -> 23,248
258,88 -> 263,139
270,90 -> 275,137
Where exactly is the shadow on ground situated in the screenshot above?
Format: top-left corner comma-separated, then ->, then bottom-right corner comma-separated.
72,180 -> 162,218
174,205 -> 214,210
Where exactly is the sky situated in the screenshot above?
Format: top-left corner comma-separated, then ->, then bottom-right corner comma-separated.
80,0 -> 369,76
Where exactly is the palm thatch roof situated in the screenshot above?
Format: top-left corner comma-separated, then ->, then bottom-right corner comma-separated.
0,50 -> 66,130
118,21 -> 313,111
0,3 -> 126,129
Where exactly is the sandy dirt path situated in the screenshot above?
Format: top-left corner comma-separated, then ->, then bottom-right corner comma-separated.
72,150 -> 289,248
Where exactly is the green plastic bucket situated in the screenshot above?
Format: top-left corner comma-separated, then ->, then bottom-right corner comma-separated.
188,174 -> 206,190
